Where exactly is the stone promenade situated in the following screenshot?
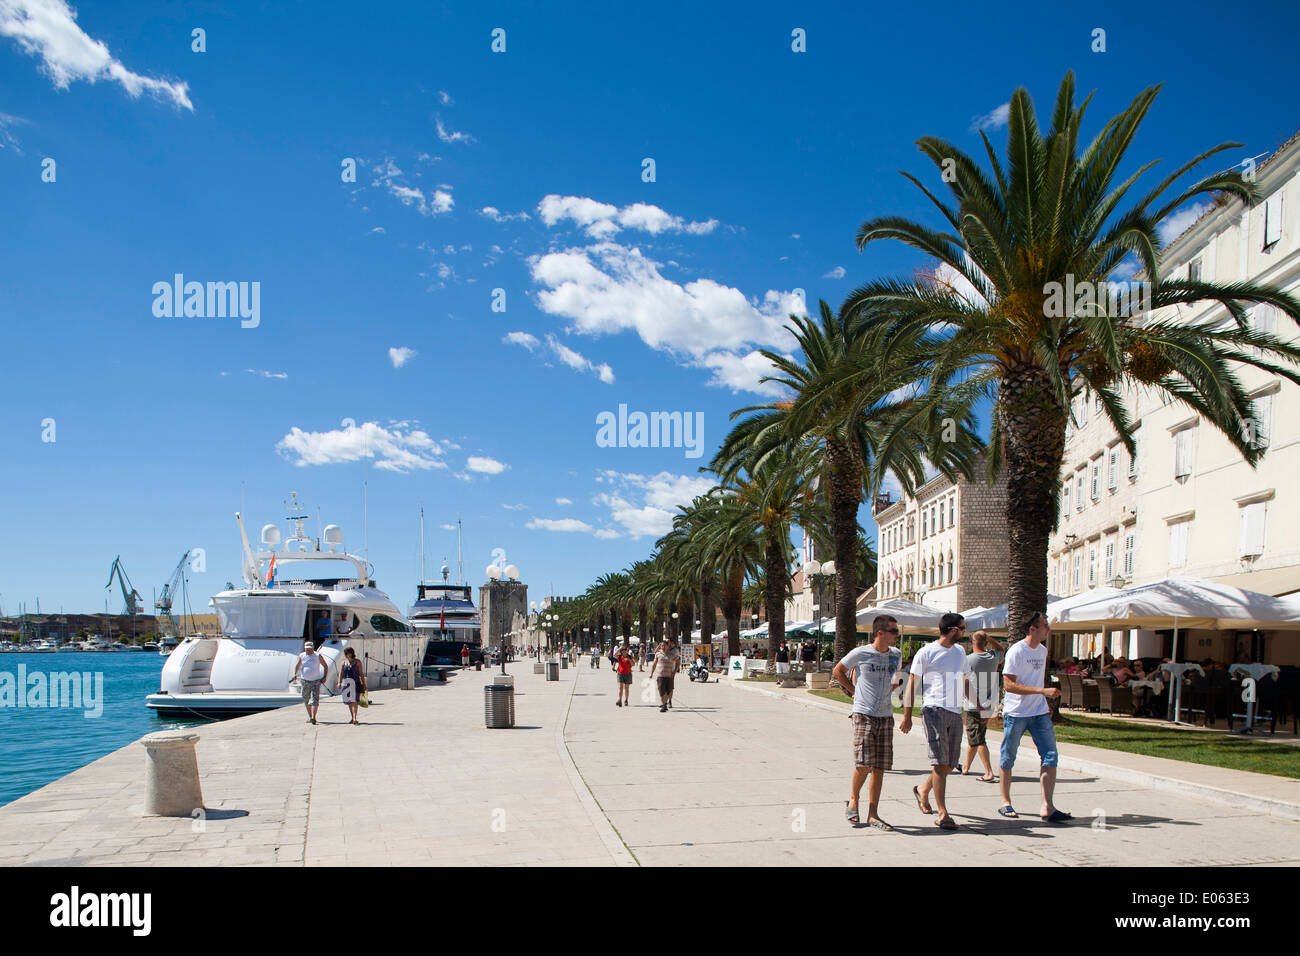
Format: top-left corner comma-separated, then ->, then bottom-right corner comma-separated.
0,657 -> 1297,866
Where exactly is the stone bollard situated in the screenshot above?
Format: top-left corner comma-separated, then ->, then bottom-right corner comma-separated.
141,732 -> 204,817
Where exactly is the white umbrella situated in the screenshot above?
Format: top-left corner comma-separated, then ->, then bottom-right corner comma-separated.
1054,575 -> 1300,723
847,598 -> 948,635
962,596 -> 1068,632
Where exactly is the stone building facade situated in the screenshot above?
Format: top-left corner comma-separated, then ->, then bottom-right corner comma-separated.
873,460 -> 1009,612
479,579 -> 528,650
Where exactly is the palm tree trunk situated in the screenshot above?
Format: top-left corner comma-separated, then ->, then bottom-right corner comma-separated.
764,529 -> 787,673
700,573 -> 716,646
827,437 -> 864,661
722,563 -> 742,656
677,595 -> 692,644
998,364 -> 1067,642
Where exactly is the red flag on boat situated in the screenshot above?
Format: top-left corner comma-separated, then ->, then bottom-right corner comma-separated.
267,553 -> 277,587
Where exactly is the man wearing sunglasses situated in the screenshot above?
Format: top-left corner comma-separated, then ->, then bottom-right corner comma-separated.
998,611 -> 1071,824
833,615 -> 903,831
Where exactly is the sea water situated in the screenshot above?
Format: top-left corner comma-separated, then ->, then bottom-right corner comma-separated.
0,652 -> 209,807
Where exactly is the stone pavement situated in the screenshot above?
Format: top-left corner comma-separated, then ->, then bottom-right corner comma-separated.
0,656 -> 1297,866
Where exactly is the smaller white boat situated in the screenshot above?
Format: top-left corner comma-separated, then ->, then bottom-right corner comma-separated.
158,637 -> 179,656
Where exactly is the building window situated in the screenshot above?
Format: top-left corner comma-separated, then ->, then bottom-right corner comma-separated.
1063,482 -> 1071,515
1238,501 -> 1266,558
1072,551 -> 1082,590
1091,462 -> 1100,500
948,551 -> 954,583
1076,474 -> 1085,511
1104,541 -> 1114,581
1188,257 -> 1202,282
1168,520 -> 1190,569
1173,427 -> 1194,480
949,496 -> 955,526
922,512 -> 927,537
1060,556 -> 1069,594
1080,396 -> 1089,427
1249,391 -> 1274,451
1128,438 -> 1139,482
1088,546 -> 1097,587
1108,449 -> 1118,491
938,505 -> 944,532
1123,531 -> 1135,577
1253,303 -> 1279,337
1263,192 -> 1283,249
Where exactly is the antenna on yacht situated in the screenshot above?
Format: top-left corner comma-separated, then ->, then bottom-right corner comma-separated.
363,481 -> 369,560
420,506 -> 426,584
457,516 -> 464,585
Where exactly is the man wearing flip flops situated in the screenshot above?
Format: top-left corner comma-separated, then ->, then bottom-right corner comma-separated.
901,612 -> 973,830
833,614 -> 903,831
997,611 -> 1072,825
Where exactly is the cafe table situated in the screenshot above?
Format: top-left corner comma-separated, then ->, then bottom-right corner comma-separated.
1228,663 -> 1281,734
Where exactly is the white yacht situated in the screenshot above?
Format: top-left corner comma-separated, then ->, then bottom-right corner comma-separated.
408,516 -> 484,668
147,494 -> 426,718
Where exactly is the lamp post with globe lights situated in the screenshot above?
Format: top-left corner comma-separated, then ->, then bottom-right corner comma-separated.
485,560 -> 520,675
802,559 -> 835,671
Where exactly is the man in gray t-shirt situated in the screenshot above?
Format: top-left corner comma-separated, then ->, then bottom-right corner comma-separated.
832,616 -> 903,831
960,630 -> 1004,780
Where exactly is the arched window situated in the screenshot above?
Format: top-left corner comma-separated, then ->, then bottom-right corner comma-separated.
948,550 -> 954,582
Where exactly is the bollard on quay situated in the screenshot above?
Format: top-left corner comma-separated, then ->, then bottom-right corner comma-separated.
140,732 -> 204,817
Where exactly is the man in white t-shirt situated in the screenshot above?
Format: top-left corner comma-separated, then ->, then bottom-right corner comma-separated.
901,613 -> 974,830
998,611 -> 1070,823
291,640 -> 330,725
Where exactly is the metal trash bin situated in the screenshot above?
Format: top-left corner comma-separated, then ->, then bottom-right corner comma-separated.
560,656 -> 568,669
545,661 -> 559,681
484,684 -> 515,728
533,662 -> 545,674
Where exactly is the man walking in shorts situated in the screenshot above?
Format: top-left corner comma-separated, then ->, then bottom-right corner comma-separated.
961,630 -> 1004,781
649,639 -> 678,712
291,640 -> 330,725
832,615 -> 902,831
999,611 -> 1071,823
614,642 -> 634,707
901,612 -> 973,830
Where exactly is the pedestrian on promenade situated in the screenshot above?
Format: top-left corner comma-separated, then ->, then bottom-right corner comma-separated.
901,612 -> 972,830
776,641 -> 791,681
998,611 -> 1071,824
638,644 -> 646,672
615,643 -> 634,707
593,646 -> 600,669
292,640 -> 330,725
340,646 -> 366,725
649,639 -> 679,712
960,630 -> 1004,781
461,644 -> 470,669
832,614 -> 901,831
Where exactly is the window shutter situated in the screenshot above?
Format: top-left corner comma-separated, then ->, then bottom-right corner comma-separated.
1251,393 -> 1273,450
1239,502 -> 1266,558
1169,521 -> 1189,569
1264,193 -> 1283,248
1174,429 -> 1193,478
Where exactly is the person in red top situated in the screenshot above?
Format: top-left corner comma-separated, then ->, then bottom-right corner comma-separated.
614,643 -> 634,707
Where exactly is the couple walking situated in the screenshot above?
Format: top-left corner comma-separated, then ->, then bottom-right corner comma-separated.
291,641 -> 368,726
612,638 -> 679,710
833,611 -> 1068,831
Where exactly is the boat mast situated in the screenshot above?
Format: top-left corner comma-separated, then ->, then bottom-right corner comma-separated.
457,516 -> 464,585
420,506 -> 426,585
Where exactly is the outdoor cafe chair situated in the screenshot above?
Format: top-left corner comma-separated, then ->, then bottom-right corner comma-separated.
1080,677 -> 1100,713
1228,673 -> 1278,735
1057,673 -> 1075,709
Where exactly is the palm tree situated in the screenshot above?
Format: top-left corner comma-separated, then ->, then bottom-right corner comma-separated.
707,446 -> 829,669
843,72 -> 1300,641
716,300 -> 983,659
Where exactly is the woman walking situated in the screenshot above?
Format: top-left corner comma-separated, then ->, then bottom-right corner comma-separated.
614,643 -> 634,707
341,646 -> 366,725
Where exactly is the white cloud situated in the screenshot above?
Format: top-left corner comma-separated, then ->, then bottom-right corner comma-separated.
503,331 -> 540,350
0,111 -> 27,152
555,497 -> 573,505
545,334 -> 614,384
594,528 -> 621,539
0,0 -> 192,109
437,90 -> 453,105
529,241 -> 802,394
1158,200 -> 1214,245
480,206 -> 530,222
276,422 -> 449,473
439,523 -> 456,531
501,503 -> 527,511
246,368 -> 288,379
467,456 -> 507,475
970,102 -> 1010,132
436,116 -> 474,144
697,349 -> 788,396
370,157 -> 453,216
370,226 -> 385,234
592,470 -> 716,539
388,346 -> 416,368
538,194 -> 718,239
527,517 -> 593,533
823,265 -> 846,279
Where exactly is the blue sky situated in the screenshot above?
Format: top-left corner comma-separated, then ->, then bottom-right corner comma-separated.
2,0 -> 1298,615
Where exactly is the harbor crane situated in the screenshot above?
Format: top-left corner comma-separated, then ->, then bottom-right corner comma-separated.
106,555 -> 143,641
155,551 -> 191,639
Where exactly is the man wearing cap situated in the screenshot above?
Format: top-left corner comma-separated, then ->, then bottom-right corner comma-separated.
291,640 -> 330,725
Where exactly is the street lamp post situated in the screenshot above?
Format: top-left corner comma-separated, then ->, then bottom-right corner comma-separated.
803,559 -> 835,671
